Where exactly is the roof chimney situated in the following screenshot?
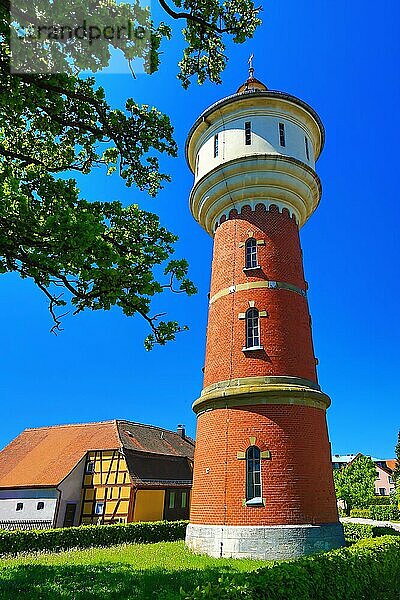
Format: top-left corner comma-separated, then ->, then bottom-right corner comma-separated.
177,424 -> 186,439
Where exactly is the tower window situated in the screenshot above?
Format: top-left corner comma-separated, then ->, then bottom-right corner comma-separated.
305,136 -> 310,160
37,502 -> 45,510
196,154 -> 199,176
16,502 -> 23,511
245,121 -> 252,145
279,122 -> 286,147
214,134 -> 219,158
245,308 -> 260,349
246,446 -> 262,502
245,238 -> 258,269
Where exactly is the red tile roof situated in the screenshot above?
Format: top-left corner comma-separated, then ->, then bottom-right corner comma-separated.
0,421 -> 120,488
0,420 -> 195,489
385,459 -> 397,472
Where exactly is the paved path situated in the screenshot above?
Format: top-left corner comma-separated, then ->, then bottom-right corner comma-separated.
341,517 -> 400,532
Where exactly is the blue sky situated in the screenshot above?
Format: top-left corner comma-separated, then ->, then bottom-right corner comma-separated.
1,1 -> 399,458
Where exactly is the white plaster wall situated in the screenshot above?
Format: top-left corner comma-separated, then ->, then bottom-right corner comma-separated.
195,114 -> 315,183
55,455 -> 86,527
0,456 -> 86,528
0,488 -> 57,523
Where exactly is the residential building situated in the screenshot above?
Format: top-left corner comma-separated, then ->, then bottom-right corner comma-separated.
375,463 -> 395,496
332,454 -> 358,470
331,454 -> 396,496
0,420 -> 194,530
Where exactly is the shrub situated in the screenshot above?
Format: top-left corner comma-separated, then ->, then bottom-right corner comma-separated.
0,520 -> 188,556
181,537 -> 400,600
343,522 -> 373,543
342,522 -> 400,544
370,505 -> 400,521
373,527 -> 400,537
350,508 -> 372,518
348,505 -> 400,521
368,496 -> 391,506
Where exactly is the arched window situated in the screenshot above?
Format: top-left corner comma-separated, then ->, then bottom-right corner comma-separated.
246,446 -> 262,501
246,308 -> 260,349
245,238 -> 258,269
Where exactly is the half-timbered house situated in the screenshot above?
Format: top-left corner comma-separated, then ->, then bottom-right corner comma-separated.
0,420 -> 194,530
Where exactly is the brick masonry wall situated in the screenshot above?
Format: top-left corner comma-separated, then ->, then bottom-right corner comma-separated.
190,404 -> 339,527
191,202 -> 338,530
203,203 -> 317,387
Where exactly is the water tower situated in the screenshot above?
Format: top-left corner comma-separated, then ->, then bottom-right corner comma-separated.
185,64 -> 344,559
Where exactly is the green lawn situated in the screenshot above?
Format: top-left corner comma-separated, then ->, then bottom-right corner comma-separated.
0,540 -> 265,599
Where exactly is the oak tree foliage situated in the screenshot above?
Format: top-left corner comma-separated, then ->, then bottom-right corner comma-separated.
333,454 -> 377,515
0,0 -> 261,348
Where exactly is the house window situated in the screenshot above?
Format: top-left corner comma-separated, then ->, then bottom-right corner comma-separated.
214,134 -> 219,157
245,238 -> 258,269
246,446 -> 262,502
94,502 -> 104,515
245,121 -> 252,145
37,502 -> 45,510
305,136 -> 310,160
379,488 -> 386,496
279,122 -> 286,147
181,491 -> 187,509
376,471 -> 380,480
169,491 -> 176,509
389,476 -> 394,484
246,308 -> 260,349
16,502 -> 23,511
86,461 -> 95,474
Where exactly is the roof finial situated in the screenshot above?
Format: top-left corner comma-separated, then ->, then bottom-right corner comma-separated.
248,53 -> 254,78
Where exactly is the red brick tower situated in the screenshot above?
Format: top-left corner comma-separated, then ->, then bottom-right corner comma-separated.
185,72 -> 345,559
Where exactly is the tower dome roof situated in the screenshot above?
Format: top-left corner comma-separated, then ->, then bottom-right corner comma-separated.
236,56 -> 268,93
236,75 -> 268,94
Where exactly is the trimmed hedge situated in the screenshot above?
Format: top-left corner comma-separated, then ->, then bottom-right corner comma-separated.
349,508 -> 371,519
371,505 -> 400,521
368,496 -> 391,505
343,522 -> 400,544
350,506 -> 400,521
0,520 -> 188,555
181,537 -> 400,600
343,522 -> 374,543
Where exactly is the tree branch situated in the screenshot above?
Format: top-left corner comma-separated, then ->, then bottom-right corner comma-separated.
161,271 -> 185,293
0,145 -> 96,173
34,280 -> 69,334
158,0 -> 230,33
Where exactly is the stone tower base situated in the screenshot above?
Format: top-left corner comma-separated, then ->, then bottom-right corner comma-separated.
186,522 -> 345,560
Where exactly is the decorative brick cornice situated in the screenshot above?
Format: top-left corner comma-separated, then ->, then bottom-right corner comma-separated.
193,376 -> 331,415
189,155 -> 322,234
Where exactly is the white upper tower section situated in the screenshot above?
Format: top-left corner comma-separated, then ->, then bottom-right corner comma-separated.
186,71 -> 325,235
